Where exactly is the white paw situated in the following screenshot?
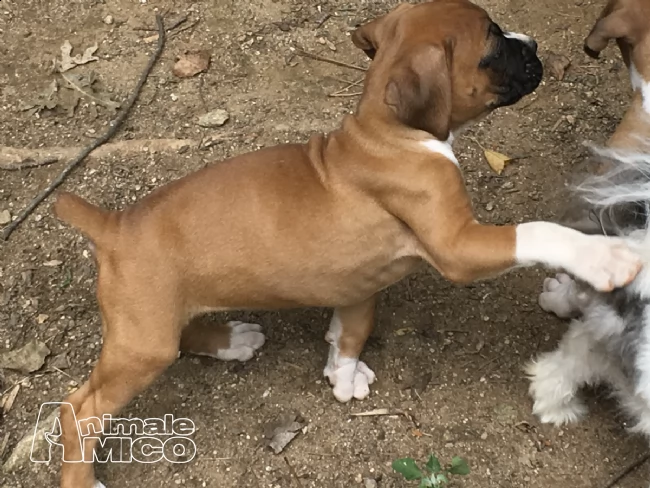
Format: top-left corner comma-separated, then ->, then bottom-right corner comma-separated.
570,236 -> 641,291
539,273 -> 580,318
216,321 -> 265,362
324,357 -> 376,403
94,482 -> 107,488
525,359 -> 586,426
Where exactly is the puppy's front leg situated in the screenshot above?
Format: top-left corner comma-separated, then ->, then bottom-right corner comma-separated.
324,295 -> 377,403
381,163 -> 642,290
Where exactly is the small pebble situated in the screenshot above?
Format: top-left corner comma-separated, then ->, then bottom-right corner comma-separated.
0,209 -> 11,225
198,109 -> 230,128
364,479 -> 378,488
104,15 -> 114,25
485,202 -> 494,211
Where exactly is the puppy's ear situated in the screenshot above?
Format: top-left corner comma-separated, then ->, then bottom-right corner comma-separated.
384,43 -> 452,140
351,19 -> 381,59
584,8 -> 630,58
351,4 -> 413,60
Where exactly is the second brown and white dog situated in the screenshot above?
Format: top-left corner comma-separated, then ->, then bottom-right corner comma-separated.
527,0 -> 650,465
47,1 -> 645,487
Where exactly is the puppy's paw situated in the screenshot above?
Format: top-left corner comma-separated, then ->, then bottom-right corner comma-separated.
324,357 -> 376,403
94,482 -> 107,488
572,237 -> 641,291
539,273 -> 579,318
531,397 -> 587,426
525,358 -> 586,426
216,321 -> 265,362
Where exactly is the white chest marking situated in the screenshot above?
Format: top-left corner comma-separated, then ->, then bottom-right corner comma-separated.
420,136 -> 458,167
630,63 -> 650,115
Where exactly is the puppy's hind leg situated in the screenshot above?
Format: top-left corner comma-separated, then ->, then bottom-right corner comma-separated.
324,295 -> 377,403
180,317 -> 265,362
526,322 -> 611,426
59,289 -> 182,488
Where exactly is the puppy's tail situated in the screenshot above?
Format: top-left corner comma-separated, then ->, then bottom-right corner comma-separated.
53,192 -> 111,244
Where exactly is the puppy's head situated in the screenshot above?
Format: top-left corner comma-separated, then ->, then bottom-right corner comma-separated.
351,0 -> 543,140
584,0 -> 650,77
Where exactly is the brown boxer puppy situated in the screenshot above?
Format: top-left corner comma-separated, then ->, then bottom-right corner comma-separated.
51,1 -> 642,487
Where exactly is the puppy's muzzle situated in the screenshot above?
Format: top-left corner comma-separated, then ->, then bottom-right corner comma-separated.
493,33 -> 543,108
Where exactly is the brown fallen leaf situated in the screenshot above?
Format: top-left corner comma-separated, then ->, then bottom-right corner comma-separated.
58,40 -> 100,72
484,149 -> 512,175
264,413 -> 305,454
546,52 -> 571,81
172,50 -> 211,78
2,384 -> 20,414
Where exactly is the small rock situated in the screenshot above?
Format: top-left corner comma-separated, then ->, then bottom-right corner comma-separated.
485,202 -> 494,212
0,340 -> 50,374
566,114 -> 576,125
0,210 -> 11,225
501,181 -> 514,190
170,93 -> 179,102
104,15 -> 114,25
480,432 -> 488,440
364,479 -> 378,488
51,352 -> 70,370
3,408 -> 59,472
198,109 -> 230,128
354,474 -> 363,483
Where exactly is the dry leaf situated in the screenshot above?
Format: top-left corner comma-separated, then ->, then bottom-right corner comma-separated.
18,80 -> 59,114
264,413 -> 305,454
2,384 -> 21,414
546,52 -> 571,81
484,149 -> 512,175
172,50 -> 211,78
59,41 -> 100,72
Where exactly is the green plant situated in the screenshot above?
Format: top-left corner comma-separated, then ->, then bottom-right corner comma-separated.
392,454 -> 470,487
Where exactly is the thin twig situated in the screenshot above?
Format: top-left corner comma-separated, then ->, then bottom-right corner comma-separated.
0,157 -> 59,171
601,453 -> 650,488
327,91 -> 362,98
284,456 -> 303,488
1,14 -> 166,242
134,14 -> 187,32
169,19 -> 200,39
329,77 -> 364,96
50,366 -> 81,385
296,49 -> 367,72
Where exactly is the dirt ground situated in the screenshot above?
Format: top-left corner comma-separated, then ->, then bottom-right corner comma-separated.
1,0 -> 647,487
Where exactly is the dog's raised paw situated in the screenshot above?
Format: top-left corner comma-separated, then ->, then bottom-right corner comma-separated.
539,273 -> 579,318
573,237 -> 642,291
325,357 -> 376,403
216,321 -> 265,362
